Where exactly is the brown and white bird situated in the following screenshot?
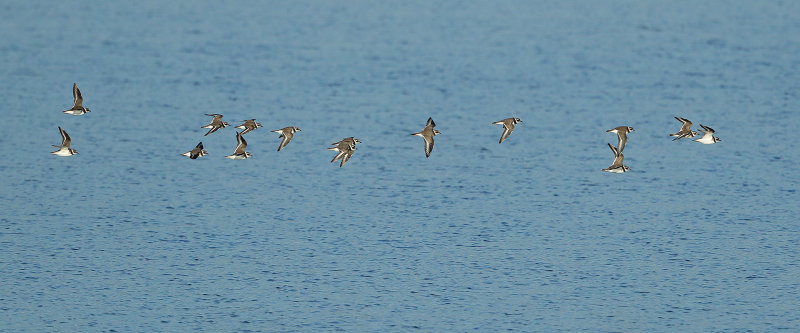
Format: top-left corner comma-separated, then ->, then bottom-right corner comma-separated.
235,119 -> 262,135
606,126 -> 634,152
62,83 -> 91,115
601,143 -> 630,173
694,124 -> 721,144
330,137 -> 361,151
225,132 -> 251,159
202,114 -> 230,136
669,117 -> 698,141
51,126 -> 78,156
493,117 -> 522,144
328,137 -> 360,167
181,142 -> 208,159
272,126 -> 301,151
411,117 -> 441,157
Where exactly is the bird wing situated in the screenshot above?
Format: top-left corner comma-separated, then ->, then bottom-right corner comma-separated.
331,149 -> 347,163
426,117 -> 436,128
607,143 -> 624,166
699,124 -> 715,134
234,132 -> 247,154
277,131 -> 293,151
59,126 -> 71,147
424,136 -> 434,157
73,83 -> 83,108
617,131 -> 628,152
675,117 -> 693,131
339,149 -> 354,167
204,125 -> 221,136
499,123 -> 514,143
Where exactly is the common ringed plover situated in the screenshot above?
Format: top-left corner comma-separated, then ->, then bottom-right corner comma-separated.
272,126 -> 301,151
235,119 -> 262,135
62,83 -> 91,115
606,126 -> 634,152
329,137 -> 360,167
602,143 -> 630,173
670,117 -> 698,141
225,132 -> 252,159
694,124 -> 721,144
330,137 -> 361,151
493,117 -> 522,144
181,142 -> 208,159
411,117 -> 441,157
51,126 -> 78,156
202,114 -> 230,136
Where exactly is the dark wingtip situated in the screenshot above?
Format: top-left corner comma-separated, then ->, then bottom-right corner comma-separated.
427,117 -> 435,127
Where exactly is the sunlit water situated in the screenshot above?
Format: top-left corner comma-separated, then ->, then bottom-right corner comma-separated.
1,1 -> 799,331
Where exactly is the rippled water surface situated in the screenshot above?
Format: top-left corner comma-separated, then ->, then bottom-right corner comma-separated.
1,1 -> 799,331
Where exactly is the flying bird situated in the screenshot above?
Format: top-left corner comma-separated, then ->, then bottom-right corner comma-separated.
694,124 -> 721,144
329,137 -> 360,167
224,132 -> 252,159
601,143 -> 630,173
272,126 -> 301,151
235,119 -> 262,135
411,117 -> 441,157
606,126 -> 634,152
202,114 -> 230,136
62,83 -> 91,115
181,142 -> 208,159
51,126 -> 78,156
493,117 -> 522,144
669,117 -> 698,141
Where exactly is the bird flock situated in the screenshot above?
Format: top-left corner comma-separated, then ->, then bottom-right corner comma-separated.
600,117 -> 721,173
52,83 -> 722,171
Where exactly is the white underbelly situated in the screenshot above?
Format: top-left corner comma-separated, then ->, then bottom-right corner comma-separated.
51,148 -> 74,156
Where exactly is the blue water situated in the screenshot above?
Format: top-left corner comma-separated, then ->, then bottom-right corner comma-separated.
2,1 -> 799,331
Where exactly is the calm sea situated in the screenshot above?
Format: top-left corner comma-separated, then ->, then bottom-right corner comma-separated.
1,1 -> 798,331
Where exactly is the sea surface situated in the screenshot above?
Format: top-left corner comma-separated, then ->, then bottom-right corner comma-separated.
1,1 -> 799,332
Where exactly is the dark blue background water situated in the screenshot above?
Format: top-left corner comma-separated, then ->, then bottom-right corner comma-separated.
2,1 -> 798,331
